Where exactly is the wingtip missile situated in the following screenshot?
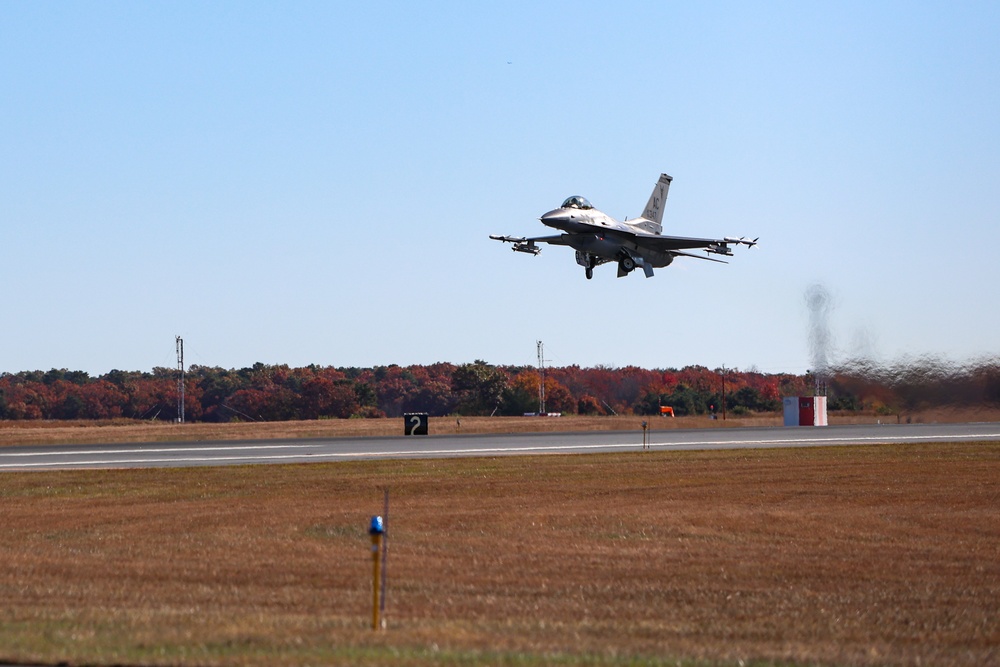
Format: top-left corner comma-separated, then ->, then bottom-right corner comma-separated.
724,236 -> 759,248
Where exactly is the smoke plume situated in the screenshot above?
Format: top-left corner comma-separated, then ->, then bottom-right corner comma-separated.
805,284 -> 834,379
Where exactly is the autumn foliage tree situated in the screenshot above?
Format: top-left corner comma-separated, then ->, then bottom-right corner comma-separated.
451,361 -> 508,416
3,356 -> 997,422
502,370 -> 575,415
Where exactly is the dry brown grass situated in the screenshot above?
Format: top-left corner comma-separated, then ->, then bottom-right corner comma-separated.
2,443 -> 999,666
0,415 -> 779,448
4,405 -> 1000,447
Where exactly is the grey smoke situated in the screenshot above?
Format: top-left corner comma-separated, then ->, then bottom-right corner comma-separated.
805,284 -> 833,378
798,285 -> 1000,409
848,327 -> 879,362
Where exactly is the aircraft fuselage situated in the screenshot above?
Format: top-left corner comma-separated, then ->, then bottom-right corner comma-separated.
490,173 -> 753,279
539,207 -> 675,271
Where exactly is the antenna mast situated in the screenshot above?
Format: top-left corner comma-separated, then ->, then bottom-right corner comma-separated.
176,335 -> 185,424
537,340 -> 546,415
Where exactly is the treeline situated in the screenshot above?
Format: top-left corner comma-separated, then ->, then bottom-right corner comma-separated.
0,362 -> 798,421
0,358 -> 997,422
823,356 -> 1000,414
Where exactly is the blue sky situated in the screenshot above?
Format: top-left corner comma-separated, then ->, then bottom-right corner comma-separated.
3,2 -> 998,375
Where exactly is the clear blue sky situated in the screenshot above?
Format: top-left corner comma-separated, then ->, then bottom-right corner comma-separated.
3,2 -> 998,376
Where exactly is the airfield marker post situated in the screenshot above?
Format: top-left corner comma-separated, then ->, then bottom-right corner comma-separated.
368,515 -> 385,630
380,489 -> 389,623
641,421 -> 649,450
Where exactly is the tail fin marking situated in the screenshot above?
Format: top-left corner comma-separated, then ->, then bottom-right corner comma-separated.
641,173 -> 672,224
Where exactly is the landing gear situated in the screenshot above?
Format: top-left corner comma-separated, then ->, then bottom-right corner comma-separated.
585,267 -> 593,280
619,256 -> 636,274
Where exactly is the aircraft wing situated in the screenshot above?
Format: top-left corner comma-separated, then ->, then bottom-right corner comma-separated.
622,231 -> 727,251
489,233 -> 573,254
608,230 -> 756,259
490,234 -> 570,245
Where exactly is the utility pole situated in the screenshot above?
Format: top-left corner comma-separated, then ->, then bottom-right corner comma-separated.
536,340 -> 546,415
721,365 -> 727,421
176,336 -> 185,424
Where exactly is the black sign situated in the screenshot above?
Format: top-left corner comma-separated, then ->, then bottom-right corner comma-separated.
403,412 -> 428,436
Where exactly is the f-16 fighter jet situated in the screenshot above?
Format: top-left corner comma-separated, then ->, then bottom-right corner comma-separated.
491,173 -> 756,279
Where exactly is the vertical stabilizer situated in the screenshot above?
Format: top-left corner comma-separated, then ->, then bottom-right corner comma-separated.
633,173 -> 672,234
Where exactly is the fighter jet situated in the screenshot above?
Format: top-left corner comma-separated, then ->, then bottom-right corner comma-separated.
491,173 -> 757,279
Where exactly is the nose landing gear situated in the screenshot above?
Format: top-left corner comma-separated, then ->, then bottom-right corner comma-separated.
577,250 -> 598,279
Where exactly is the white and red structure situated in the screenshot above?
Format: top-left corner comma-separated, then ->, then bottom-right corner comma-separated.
783,396 -> 828,426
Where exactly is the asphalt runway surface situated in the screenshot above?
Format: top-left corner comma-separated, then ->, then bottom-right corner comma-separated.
1,422 -> 999,472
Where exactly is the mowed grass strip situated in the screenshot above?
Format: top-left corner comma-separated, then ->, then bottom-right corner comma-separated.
0,415 -> 790,447
1,443 -> 998,666
5,408 -> 1000,448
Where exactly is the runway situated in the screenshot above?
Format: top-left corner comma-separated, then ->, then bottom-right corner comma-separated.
1,422 -> 998,471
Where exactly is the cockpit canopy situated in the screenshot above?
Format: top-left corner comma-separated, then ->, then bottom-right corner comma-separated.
561,195 -> 593,210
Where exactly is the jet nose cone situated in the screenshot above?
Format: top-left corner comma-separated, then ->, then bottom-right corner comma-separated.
540,208 -> 572,227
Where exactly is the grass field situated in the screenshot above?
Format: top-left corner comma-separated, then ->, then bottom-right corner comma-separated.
4,406 -> 1000,448
0,414 -> 784,447
2,441 -> 998,666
